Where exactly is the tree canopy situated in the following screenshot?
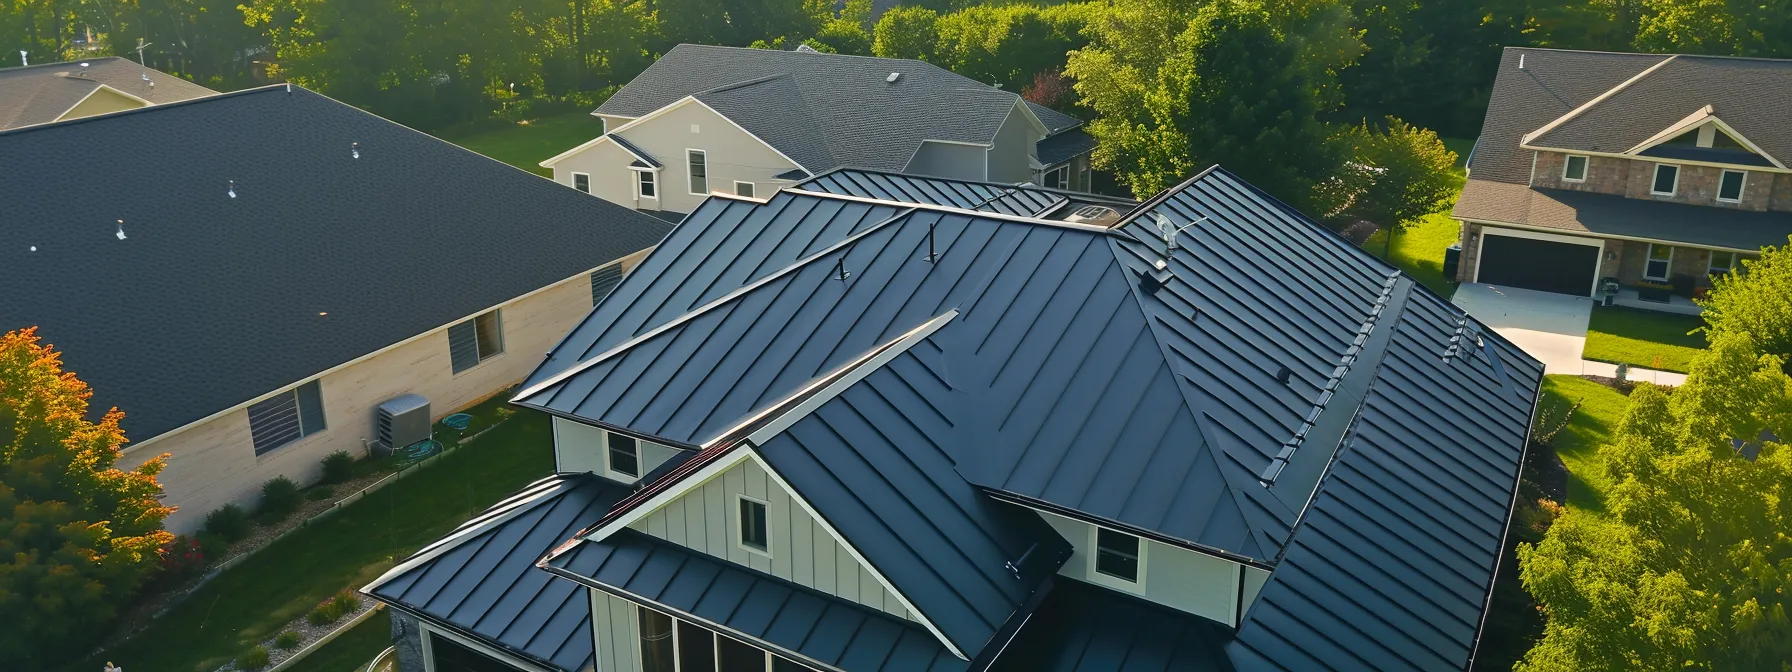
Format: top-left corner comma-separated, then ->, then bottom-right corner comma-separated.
0,328 -> 173,669
1700,238 -> 1792,362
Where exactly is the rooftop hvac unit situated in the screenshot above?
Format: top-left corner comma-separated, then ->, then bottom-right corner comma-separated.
375,394 -> 431,456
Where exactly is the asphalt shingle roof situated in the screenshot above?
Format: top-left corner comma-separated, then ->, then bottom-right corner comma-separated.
1461,48 -> 1667,185
0,57 -> 217,130
1035,127 -> 1097,167
596,45 -> 1049,172
1527,54 -> 1792,164
0,85 -> 673,440
1456,179 -> 1792,250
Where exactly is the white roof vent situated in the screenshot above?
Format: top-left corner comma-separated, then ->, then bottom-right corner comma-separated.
796,44 -> 819,53
886,72 -> 901,83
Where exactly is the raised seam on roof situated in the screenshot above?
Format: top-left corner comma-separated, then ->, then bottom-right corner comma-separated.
785,188 -> 1113,233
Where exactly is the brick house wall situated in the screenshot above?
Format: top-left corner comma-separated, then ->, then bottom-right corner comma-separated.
1456,222 -> 1482,283
1529,151 -> 1779,212
1772,173 -> 1792,212
1531,152 -> 1631,195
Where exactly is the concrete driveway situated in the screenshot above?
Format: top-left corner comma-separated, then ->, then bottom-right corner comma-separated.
1451,283 -> 1687,385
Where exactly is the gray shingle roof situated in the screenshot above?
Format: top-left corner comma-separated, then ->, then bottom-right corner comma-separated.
0,85 -> 673,440
0,57 -> 216,130
1527,54 -> 1792,165
1455,178 -> 1792,250
1464,48 -> 1666,185
597,45 -> 1047,172
1036,127 -> 1097,167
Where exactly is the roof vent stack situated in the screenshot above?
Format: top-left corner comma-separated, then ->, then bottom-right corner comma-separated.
925,221 -> 941,263
352,142 -> 361,159
1004,542 -> 1038,579
1519,53 -> 1526,70
18,51 -> 26,67
1275,365 -> 1294,386
886,72 -> 900,84
834,256 -> 852,282
227,180 -> 237,199
114,219 -> 127,240
77,61 -> 90,78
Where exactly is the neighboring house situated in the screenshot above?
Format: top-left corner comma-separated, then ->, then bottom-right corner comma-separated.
0,84 -> 673,533
364,168 -> 1543,672
1453,47 -> 1792,303
539,45 -> 1098,219
0,56 -> 216,130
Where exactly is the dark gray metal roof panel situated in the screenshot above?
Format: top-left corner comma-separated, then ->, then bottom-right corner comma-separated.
796,169 -> 1065,216
991,579 -> 1234,672
0,86 -> 673,440
1228,289 -> 1542,671
549,530 -> 967,672
367,475 -> 635,672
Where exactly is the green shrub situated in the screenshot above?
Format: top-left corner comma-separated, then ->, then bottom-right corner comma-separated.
321,450 -> 355,484
236,645 -> 270,670
258,476 -> 302,523
329,590 -> 362,615
274,630 -> 301,650
203,504 -> 252,542
306,590 -> 363,626
306,603 -> 337,626
306,486 -> 334,501
195,532 -> 231,561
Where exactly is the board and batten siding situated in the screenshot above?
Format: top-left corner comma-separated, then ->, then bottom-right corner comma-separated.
1038,509 -> 1257,626
553,417 -> 683,483
591,586 -> 643,672
627,457 -> 915,621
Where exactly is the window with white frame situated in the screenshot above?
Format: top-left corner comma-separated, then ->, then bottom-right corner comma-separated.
247,380 -> 325,455
687,150 -> 708,194
1718,170 -> 1746,203
638,606 -> 817,672
449,310 -> 504,374
607,432 -> 640,478
427,631 -> 519,672
637,170 -> 657,199
1093,527 -> 1141,583
1644,243 -> 1674,281
738,495 -> 769,554
1044,165 -> 1069,190
1651,164 -> 1680,196
1709,250 -> 1737,276
734,181 -> 755,197
1562,155 -> 1588,182
572,172 -> 591,193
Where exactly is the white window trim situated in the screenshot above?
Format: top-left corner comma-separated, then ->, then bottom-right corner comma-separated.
733,180 -> 755,197
1708,250 -> 1737,276
1717,169 -> 1747,203
735,493 -> 772,558
604,430 -> 641,480
571,171 -> 591,193
632,167 -> 659,200
1651,163 -> 1680,196
1087,525 -> 1148,592
1561,155 -> 1589,183
686,148 -> 709,196
1644,243 -> 1675,282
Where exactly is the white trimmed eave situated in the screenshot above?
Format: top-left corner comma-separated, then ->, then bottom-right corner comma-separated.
1455,216 -> 1769,254
361,475 -> 573,594
1517,143 -> 1792,174
1617,111 -> 1789,171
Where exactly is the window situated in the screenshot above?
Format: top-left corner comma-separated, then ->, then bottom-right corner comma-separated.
1718,170 -> 1746,203
572,172 -> 591,193
428,632 -> 516,672
688,150 -> 708,195
1562,155 -> 1588,182
1709,250 -> 1737,276
449,310 -> 504,374
717,635 -> 765,672
591,265 -> 623,306
639,608 -> 676,672
1645,243 -> 1674,281
607,433 -> 640,478
738,496 -> 769,554
677,621 -> 715,672
1044,165 -> 1069,190
1652,164 -> 1680,196
1094,527 -> 1141,583
637,170 -> 657,199
247,380 -> 325,455
734,181 -> 755,198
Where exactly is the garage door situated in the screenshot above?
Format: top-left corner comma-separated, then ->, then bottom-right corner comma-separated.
1476,233 -> 1599,296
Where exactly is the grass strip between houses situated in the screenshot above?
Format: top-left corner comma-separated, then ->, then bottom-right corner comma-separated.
1582,305 -> 1708,374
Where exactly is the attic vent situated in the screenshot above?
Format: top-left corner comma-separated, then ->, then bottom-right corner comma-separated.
886,72 -> 901,83
796,44 -> 820,53
1275,366 -> 1294,386
114,220 -> 127,240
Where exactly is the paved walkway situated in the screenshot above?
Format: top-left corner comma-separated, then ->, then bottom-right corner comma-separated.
1451,283 -> 1687,386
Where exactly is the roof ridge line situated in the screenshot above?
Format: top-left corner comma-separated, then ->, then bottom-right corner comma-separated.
693,72 -> 789,98
786,188 -> 1114,233
512,203 -> 917,403
1521,54 -> 1679,146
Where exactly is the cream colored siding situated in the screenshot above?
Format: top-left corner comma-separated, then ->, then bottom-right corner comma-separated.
120,251 -> 650,534
627,457 -> 914,621
906,141 -> 987,181
986,102 -> 1042,184
552,417 -> 682,483
1240,565 -> 1271,614
1039,509 -> 1244,625
59,87 -> 147,121
591,587 -> 642,672
553,101 -> 801,215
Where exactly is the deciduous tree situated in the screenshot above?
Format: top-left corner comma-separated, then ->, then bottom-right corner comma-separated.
1701,240 -> 1792,361
1333,116 -> 1458,234
0,328 -> 173,668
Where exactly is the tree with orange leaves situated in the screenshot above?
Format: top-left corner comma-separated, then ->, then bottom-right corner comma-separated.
0,327 -> 174,668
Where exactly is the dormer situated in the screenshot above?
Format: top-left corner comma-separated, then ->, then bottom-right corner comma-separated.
550,416 -> 684,484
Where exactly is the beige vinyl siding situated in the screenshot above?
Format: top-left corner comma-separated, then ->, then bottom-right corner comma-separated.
551,140 -> 645,209
554,101 -> 802,215
905,140 -> 987,181
58,86 -> 148,121
1039,509 -> 1244,626
627,457 -> 915,621
119,250 -> 650,533
985,101 -> 1042,184
591,587 -> 643,672
552,417 -> 682,483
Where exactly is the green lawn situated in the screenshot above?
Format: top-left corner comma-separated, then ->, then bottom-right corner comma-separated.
1536,375 -> 1631,514
281,611 -> 393,672
440,112 -> 605,176
74,396 -> 553,672
1442,137 -> 1475,173
1582,305 -> 1708,373
1366,210 -> 1461,298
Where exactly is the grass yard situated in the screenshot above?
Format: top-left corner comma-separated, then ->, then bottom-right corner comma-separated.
74,396 -> 554,672
1366,211 -> 1461,298
1442,137 -> 1475,174
1582,305 -> 1708,373
1535,375 -> 1631,514
280,612 -> 394,672
440,112 -> 605,176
